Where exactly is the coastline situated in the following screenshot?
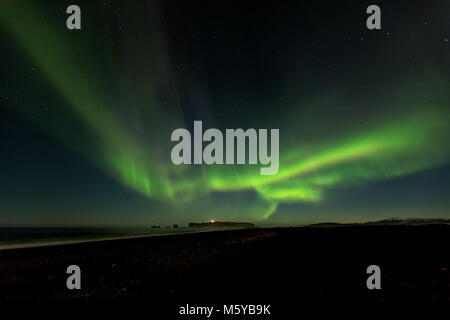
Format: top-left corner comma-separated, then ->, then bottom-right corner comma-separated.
0,225 -> 448,304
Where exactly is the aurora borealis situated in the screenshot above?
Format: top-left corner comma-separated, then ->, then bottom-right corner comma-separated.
0,0 -> 449,226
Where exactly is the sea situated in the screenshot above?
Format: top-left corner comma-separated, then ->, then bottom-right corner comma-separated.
0,227 -> 226,250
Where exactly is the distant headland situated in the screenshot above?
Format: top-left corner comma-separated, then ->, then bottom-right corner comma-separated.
188,221 -> 255,229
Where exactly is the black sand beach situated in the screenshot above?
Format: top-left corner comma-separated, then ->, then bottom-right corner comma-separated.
0,225 -> 449,314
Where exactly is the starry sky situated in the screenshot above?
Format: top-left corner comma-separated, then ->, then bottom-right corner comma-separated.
0,0 -> 449,227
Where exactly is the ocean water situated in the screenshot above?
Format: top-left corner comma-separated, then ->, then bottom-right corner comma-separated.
0,227 -> 212,250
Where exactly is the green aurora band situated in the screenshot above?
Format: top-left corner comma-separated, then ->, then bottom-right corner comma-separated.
2,1 -> 449,221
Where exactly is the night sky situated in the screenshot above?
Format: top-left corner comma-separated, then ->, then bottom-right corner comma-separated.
0,0 -> 449,227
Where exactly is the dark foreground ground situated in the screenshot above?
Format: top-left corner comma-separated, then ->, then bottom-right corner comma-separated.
0,225 -> 449,315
